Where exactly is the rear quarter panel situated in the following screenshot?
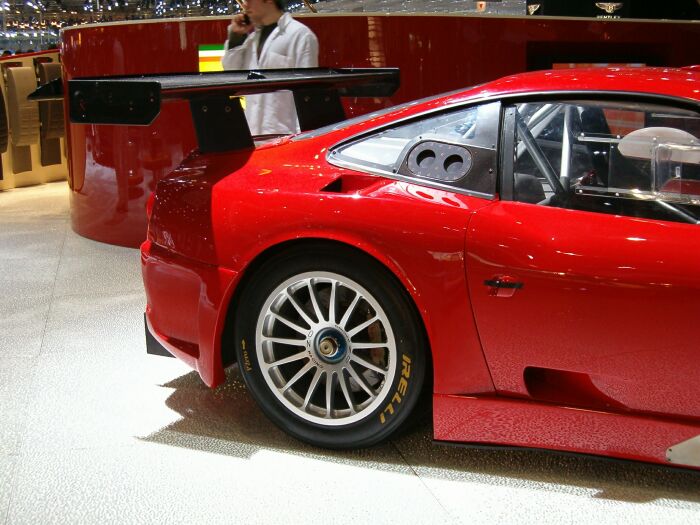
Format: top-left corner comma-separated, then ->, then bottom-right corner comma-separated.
208,141 -> 497,395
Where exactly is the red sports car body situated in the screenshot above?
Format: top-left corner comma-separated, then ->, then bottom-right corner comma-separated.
89,66 -> 700,468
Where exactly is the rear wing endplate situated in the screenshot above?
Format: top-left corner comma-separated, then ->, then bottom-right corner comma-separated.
31,68 -> 399,153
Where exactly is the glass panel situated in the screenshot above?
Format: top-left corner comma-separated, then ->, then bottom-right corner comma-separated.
336,102 -> 498,171
332,101 -> 499,195
512,100 -> 700,223
654,142 -> 700,202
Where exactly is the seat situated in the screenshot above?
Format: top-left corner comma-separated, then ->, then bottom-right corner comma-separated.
514,173 -> 546,204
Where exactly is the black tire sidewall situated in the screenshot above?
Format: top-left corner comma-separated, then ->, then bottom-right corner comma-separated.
233,246 -> 426,449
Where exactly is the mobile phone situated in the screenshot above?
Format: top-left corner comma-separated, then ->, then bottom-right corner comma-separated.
242,13 -> 250,26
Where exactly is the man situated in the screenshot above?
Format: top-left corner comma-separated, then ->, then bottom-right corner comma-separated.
221,0 -> 319,136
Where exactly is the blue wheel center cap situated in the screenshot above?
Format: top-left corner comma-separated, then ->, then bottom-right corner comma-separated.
314,328 -> 347,364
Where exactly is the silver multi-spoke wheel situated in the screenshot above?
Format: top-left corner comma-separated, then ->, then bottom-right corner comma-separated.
255,271 -> 397,426
236,246 -> 426,448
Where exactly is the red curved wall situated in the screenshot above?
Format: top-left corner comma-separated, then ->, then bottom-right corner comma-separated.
60,14 -> 700,247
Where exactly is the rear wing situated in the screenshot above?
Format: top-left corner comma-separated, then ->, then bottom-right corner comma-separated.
30,68 -> 399,153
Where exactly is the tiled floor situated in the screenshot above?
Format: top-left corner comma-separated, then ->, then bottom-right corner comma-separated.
1,182 -> 699,524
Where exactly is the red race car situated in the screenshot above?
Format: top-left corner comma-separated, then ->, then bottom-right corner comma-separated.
68,66 -> 700,469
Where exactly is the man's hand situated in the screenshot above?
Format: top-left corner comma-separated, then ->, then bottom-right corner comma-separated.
229,13 -> 253,35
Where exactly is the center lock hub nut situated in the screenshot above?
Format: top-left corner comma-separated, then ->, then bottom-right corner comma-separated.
313,327 -> 348,364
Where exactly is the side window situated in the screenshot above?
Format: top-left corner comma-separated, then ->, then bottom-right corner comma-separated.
510,100 -> 700,223
331,102 -> 500,196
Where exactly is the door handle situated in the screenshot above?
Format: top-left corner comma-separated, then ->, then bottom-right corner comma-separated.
484,276 -> 523,297
483,279 -> 523,289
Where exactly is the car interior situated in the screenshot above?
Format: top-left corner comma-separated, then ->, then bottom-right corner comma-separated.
512,100 -> 700,223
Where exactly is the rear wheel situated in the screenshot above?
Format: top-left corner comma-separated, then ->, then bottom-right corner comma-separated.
233,245 -> 426,448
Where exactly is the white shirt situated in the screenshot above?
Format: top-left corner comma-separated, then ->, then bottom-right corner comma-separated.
221,12 -> 319,136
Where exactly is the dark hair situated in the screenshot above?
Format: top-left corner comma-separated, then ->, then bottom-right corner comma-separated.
273,0 -> 285,10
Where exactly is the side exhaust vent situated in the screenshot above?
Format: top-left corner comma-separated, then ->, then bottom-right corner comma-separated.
524,366 -> 627,412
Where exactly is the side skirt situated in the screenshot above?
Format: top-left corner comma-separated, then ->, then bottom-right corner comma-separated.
433,394 -> 700,470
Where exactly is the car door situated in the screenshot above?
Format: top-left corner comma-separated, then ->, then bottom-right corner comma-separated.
466,98 -> 700,418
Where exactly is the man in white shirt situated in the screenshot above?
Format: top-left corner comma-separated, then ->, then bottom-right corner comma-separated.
221,0 -> 319,136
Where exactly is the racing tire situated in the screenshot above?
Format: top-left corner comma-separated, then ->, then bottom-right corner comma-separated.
233,244 -> 427,449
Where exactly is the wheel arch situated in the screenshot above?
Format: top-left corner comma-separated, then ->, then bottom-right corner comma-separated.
220,236 -> 433,380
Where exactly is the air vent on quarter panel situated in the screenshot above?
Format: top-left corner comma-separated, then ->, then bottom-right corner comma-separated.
320,174 -> 380,194
322,178 -> 342,193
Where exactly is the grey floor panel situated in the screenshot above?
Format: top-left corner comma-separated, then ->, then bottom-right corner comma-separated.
0,359 -> 36,455
0,294 -> 51,358
60,228 -> 137,257
0,223 -> 66,260
1,182 -> 699,524
21,351 -> 193,453
0,455 -> 16,525
53,249 -> 143,298
409,460 -> 700,525
41,291 -> 146,356
6,443 -> 449,525
0,257 -> 61,299
0,334 -> 44,361
0,184 -> 69,223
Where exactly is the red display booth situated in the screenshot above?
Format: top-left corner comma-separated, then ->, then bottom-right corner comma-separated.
61,14 -> 700,247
